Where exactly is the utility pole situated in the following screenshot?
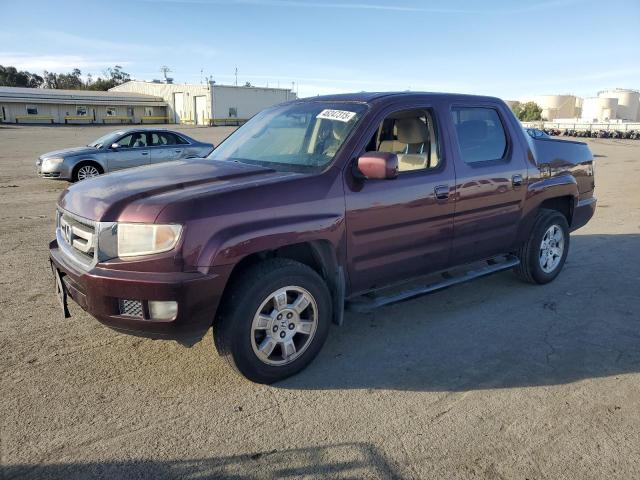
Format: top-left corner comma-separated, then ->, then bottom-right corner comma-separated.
235,67 -> 238,86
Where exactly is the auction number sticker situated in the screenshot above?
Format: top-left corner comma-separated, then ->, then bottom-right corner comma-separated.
316,109 -> 357,123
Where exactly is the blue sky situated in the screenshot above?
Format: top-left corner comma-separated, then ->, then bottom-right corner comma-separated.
1,0 -> 639,99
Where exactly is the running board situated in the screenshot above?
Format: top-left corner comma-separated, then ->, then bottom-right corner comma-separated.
346,254 -> 520,313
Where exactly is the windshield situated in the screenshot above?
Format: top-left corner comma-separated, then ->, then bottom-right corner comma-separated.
88,131 -> 124,148
208,102 -> 368,172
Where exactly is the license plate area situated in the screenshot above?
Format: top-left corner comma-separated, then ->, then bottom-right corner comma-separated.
51,263 -> 71,318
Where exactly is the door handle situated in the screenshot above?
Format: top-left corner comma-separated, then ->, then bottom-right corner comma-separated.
141,151 -> 149,156
512,174 -> 523,187
434,185 -> 450,200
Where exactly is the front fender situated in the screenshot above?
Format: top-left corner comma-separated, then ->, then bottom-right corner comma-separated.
196,213 -> 344,269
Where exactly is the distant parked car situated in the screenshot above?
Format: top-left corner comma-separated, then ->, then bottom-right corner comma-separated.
525,127 -> 550,139
36,129 -> 215,182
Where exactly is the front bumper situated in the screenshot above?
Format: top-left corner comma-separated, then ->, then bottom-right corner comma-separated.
36,160 -> 70,180
49,239 -> 232,345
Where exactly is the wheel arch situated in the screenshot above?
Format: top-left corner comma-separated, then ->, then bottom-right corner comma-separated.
71,159 -> 104,179
216,240 -> 345,326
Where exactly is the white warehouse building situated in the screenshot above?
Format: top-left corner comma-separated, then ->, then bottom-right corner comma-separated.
110,81 -> 297,125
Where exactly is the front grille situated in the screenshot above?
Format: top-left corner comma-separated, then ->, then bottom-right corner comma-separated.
57,209 -> 97,267
119,299 -> 143,318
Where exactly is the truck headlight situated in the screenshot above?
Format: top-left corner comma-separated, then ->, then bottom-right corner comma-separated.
117,223 -> 182,257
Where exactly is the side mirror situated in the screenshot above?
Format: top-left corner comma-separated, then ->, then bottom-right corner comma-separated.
355,152 -> 398,180
110,143 -> 120,150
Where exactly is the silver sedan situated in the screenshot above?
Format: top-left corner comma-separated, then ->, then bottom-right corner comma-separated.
36,129 -> 215,182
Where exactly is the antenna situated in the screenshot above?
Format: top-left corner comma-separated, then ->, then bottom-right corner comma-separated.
160,65 -> 172,83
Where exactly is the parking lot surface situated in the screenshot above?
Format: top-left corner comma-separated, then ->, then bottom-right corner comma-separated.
1,124 -> 639,479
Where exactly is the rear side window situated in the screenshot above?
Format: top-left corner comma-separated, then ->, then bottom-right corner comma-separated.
451,107 -> 507,163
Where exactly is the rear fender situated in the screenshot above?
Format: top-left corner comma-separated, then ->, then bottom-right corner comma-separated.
516,174 -> 578,245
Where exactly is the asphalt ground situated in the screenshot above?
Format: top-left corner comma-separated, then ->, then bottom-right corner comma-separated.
1,124 -> 639,479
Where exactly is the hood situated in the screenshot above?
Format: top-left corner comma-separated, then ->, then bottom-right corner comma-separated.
58,159 -> 301,222
41,146 -> 97,159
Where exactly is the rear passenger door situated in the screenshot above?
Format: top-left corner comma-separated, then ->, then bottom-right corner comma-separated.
344,104 -> 456,294
149,131 -> 185,164
448,104 -> 528,264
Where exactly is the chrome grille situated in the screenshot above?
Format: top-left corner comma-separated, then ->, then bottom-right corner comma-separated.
57,209 -> 97,267
119,299 -> 143,318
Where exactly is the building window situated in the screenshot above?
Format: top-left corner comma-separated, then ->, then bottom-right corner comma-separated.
127,107 -> 134,117
106,107 -> 117,117
76,106 -> 88,116
144,107 -> 153,117
229,107 -> 238,118
26,105 -> 38,115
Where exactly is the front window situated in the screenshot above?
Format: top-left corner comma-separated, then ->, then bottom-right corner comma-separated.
209,102 -> 367,172
88,131 -> 125,148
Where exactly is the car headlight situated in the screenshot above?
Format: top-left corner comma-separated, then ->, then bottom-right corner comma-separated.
117,223 -> 182,257
43,157 -> 64,168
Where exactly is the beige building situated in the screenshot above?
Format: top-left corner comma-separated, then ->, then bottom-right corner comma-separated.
110,81 -> 297,125
0,87 -> 166,124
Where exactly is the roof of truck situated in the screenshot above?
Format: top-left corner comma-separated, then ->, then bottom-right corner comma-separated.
299,91 -> 503,104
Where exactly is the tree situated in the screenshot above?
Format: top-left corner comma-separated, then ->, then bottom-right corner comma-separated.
0,65 -> 44,88
43,68 -> 84,89
86,65 -> 131,91
510,101 -> 543,121
1,64 -> 130,91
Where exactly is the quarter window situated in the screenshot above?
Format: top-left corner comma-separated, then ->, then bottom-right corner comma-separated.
26,105 -> 38,115
365,109 -> 440,172
451,107 -> 507,163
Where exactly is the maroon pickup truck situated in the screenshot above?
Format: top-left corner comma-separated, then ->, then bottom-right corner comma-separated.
49,92 -> 596,383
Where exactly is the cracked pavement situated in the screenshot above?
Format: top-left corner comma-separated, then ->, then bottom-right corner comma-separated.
1,125 -> 639,479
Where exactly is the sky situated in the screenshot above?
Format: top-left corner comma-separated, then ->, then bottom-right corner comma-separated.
1,0 -> 639,99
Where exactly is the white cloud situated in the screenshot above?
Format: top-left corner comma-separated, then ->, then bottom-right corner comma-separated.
0,53 -> 130,71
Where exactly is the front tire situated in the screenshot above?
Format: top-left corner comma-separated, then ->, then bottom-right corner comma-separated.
514,209 -> 570,284
214,258 -> 332,384
72,162 -> 103,182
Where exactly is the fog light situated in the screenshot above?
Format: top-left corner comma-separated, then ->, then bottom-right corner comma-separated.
148,300 -> 178,321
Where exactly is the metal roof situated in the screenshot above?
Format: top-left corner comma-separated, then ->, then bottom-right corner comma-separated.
0,86 -> 166,106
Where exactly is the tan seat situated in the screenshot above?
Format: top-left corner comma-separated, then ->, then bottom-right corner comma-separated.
379,118 -> 430,171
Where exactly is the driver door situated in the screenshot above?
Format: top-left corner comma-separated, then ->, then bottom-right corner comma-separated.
107,132 -> 151,171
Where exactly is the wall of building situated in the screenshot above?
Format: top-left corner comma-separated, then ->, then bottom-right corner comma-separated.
110,81 -> 211,124
111,81 -> 297,125
211,85 -> 296,121
0,101 -> 167,124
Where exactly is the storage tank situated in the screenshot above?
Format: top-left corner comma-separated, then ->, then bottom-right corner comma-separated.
598,88 -> 640,121
581,96 -> 618,122
532,95 -> 578,120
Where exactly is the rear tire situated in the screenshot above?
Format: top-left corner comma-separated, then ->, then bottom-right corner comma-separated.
514,209 -> 570,284
214,258 -> 332,384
